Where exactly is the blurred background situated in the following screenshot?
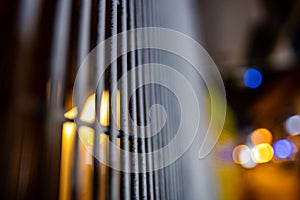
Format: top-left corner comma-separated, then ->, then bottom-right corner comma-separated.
1,0 -> 300,199
198,0 -> 300,199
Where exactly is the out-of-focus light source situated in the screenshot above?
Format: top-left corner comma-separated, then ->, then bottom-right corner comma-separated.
116,90 -> 120,130
273,139 -> 294,159
64,107 -> 78,119
80,93 -> 96,123
251,128 -> 272,145
100,90 -> 110,126
99,90 -> 120,129
63,122 -> 76,137
243,68 -> 262,89
79,126 -> 107,146
60,122 -> 76,200
241,157 -> 257,169
232,145 -> 251,164
252,143 -> 274,163
285,115 -> 300,135
79,126 -> 94,146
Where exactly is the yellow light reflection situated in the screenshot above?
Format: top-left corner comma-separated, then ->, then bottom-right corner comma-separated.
59,122 -> 76,200
100,134 -> 106,144
99,90 -> 120,129
64,107 -> 78,119
251,128 -> 272,145
78,126 -> 109,146
79,126 -> 94,146
252,143 -> 274,163
100,90 -> 109,126
80,94 -> 96,123
116,90 -> 120,130
77,136 -> 93,199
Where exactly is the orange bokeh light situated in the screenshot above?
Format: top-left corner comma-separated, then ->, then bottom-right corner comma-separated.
251,128 -> 273,145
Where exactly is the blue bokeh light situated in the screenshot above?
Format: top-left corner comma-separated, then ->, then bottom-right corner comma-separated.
243,68 -> 262,89
273,139 -> 294,159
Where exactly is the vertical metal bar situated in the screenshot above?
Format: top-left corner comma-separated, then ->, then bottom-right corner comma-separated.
128,0 -> 140,199
120,0 -> 131,199
108,0 -> 119,199
135,0 -> 148,199
141,1 -> 155,199
153,0 -> 167,199
95,0 -> 108,199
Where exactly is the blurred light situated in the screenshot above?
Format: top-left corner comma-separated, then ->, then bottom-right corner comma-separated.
63,122 -> 76,137
100,90 -> 109,126
80,93 -> 96,123
285,115 -> 300,135
99,90 -> 120,128
243,68 -> 262,89
241,157 -> 257,169
232,145 -> 251,164
79,126 -> 94,146
116,90 -> 121,130
252,143 -> 274,163
64,107 -> 78,119
251,128 -> 272,145
100,134 -> 106,144
273,139 -> 294,159
60,122 -> 76,200
79,126 -> 106,146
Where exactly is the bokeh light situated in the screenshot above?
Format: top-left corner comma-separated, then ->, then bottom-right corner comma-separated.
241,156 -> 257,169
251,128 -> 272,145
252,143 -> 274,163
285,115 -> 300,135
232,145 -> 251,164
243,68 -> 262,89
273,139 -> 294,159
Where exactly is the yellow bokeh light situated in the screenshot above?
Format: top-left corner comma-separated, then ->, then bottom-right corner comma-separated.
251,128 -> 272,145
80,93 -> 96,124
252,143 -> 274,163
64,107 -> 78,119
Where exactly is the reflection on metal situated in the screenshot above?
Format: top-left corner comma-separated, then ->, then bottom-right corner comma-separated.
59,122 -> 76,200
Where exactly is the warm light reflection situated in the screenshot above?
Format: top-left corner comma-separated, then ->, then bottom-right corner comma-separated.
65,90 -> 119,128
64,107 -> 78,119
251,128 -> 272,145
116,90 -> 120,130
79,126 -> 107,146
80,93 -> 96,123
252,143 -> 274,163
100,90 -> 109,126
99,89 -> 120,128
59,122 -> 76,200
77,137 -> 93,199
79,126 -> 94,146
